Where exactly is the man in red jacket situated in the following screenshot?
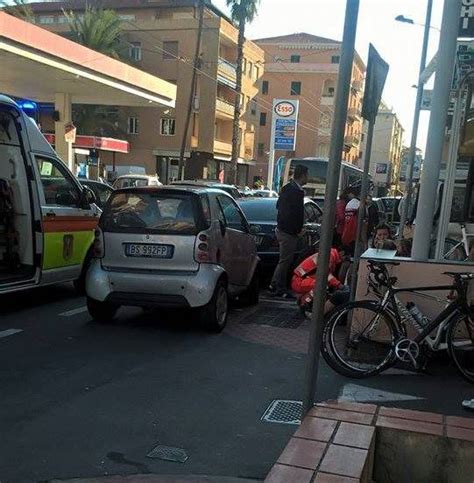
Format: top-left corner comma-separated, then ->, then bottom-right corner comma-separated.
291,248 -> 343,310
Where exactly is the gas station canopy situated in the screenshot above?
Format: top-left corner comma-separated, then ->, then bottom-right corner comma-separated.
0,12 -> 176,107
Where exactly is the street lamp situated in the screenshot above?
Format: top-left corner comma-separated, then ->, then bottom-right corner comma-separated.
397,0 -> 434,235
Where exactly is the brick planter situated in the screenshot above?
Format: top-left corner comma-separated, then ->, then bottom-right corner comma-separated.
265,401 -> 474,483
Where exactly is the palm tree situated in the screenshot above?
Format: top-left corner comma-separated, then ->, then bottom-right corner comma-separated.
64,5 -> 124,59
226,0 -> 260,185
0,0 -> 34,22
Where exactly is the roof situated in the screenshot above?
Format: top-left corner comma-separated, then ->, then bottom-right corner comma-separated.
255,32 -> 340,45
29,0 -> 233,24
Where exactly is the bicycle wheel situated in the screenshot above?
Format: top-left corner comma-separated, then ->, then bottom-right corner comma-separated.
322,301 -> 399,378
447,312 -> 474,383
429,238 -> 467,261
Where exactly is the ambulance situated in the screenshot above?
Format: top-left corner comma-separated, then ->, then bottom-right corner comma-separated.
0,95 -> 99,294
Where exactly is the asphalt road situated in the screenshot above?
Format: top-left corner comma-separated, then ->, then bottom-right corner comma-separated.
0,284 -> 473,482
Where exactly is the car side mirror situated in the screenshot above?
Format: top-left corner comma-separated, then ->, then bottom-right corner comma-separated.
81,186 -> 97,208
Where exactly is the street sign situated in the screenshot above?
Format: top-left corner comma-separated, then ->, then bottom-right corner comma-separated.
271,99 -> 299,151
460,0 -> 474,38
421,89 -> 433,110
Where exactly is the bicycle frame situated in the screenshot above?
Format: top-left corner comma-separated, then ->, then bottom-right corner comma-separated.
379,282 -> 470,348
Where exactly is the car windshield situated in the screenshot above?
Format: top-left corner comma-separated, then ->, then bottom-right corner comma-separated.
101,191 -> 199,234
239,200 -> 278,222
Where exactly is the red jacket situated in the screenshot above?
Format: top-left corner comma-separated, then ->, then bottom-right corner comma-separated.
335,199 -> 347,236
293,249 -> 342,291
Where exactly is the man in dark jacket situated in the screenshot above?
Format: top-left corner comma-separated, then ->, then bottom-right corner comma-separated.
270,165 -> 309,297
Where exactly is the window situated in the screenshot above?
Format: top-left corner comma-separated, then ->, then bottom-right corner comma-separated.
328,87 -> 335,96
160,118 -> 176,136
217,195 -> 247,232
119,14 -> 136,21
331,55 -> 340,64
259,112 -> 267,126
290,55 -> 301,63
128,117 -> 139,134
38,16 -> 55,24
255,65 -> 260,79
262,80 -> 269,95
35,157 -> 81,207
251,100 -> 257,116
102,192 -> 199,235
163,41 -> 179,60
129,41 -> 142,61
243,58 -> 247,74
249,62 -> 254,78
291,81 -> 302,95
257,143 -> 265,157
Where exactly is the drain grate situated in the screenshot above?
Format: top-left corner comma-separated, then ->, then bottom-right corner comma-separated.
146,445 -> 188,463
261,399 -> 302,425
240,303 -> 304,329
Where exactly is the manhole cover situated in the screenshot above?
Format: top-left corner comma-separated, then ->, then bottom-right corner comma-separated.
146,445 -> 188,463
261,399 -> 302,425
241,303 -> 304,329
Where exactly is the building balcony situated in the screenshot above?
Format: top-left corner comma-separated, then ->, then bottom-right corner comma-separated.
216,97 -> 235,120
321,95 -> 334,106
217,57 -> 237,88
214,138 -> 232,156
344,134 -> 361,148
351,79 -> 363,92
347,106 -> 362,121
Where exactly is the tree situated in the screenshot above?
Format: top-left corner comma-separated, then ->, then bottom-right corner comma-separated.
64,5 -> 126,137
226,0 -> 260,185
64,5 -> 124,59
0,0 -> 34,22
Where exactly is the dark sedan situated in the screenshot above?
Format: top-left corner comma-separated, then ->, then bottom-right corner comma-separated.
238,197 -> 322,270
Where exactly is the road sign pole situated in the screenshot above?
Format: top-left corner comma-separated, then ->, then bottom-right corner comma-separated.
302,0 -> 360,416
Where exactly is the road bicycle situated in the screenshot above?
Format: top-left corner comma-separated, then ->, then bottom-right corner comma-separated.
429,223 -> 473,261
321,260 -> 474,383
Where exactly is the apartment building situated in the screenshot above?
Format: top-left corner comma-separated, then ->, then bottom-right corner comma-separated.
30,0 -> 264,185
253,33 -> 365,184
360,106 -> 405,196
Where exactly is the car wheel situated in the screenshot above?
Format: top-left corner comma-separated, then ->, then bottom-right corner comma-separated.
200,280 -> 228,333
241,268 -> 260,306
87,296 -> 119,323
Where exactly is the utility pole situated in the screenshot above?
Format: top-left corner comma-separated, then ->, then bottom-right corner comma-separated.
302,0 -> 360,416
412,0 -> 462,259
178,0 -> 205,180
399,0 -> 433,235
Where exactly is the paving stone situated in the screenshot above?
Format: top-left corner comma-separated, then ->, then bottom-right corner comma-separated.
264,463 -> 314,483
378,406 -> 443,424
276,437 -> 327,470
309,407 -> 373,425
333,422 -> 375,450
376,415 -> 443,436
319,444 -> 368,479
294,416 -> 338,442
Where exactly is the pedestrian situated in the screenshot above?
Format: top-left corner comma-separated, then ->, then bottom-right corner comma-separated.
291,247 -> 343,311
335,188 -> 349,248
269,165 -> 309,298
371,223 -> 392,249
341,186 -> 360,255
366,195 -> 380,240
396,238 -> 412,257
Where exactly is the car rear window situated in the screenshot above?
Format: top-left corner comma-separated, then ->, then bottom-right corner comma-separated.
239,201 -> 278,222
101,191 -> 201,234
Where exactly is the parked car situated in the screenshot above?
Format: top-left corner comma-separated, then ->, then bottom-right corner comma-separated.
171,180 -> 241,199
79,179 -> 113,208
86,186 -> 259,331
238,197 -> 322,269
113,174 -> 162,189
251,189 -> 279,198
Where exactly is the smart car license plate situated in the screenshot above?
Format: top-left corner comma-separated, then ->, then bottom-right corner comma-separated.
124,243 -> 173,258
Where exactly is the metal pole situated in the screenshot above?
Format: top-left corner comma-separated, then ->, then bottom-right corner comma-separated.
412,0 -> 462,260
399,0 -> 433,235
267,126 -> 276,190
435,90 -> 463,259
302,0 -> 360,416
350,120 -> 375,300
178,0 -> 205,180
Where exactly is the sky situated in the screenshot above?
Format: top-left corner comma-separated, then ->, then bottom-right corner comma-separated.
213,0 -> 445,154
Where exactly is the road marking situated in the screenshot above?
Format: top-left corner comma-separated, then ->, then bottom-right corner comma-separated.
59,306 -> 88,317
339,383 -> 424,403
0,328 -> 23,339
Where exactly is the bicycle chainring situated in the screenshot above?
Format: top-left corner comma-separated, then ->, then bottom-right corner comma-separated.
395,338 -> 420,366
